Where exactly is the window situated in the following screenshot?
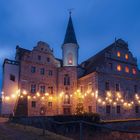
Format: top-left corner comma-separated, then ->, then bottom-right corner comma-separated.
31,101 -> 36,108
10,74 -> 15,81
38,55 -> 41,60
117,65 -> 122,71
40,68 -> 45,75
88,106 -> 92,113
134,85 -> 138,93
106,105 -> 111,114
40,86 -> 45,93
125,54 -> 129,60
47,57 -> 50,62
48,102 -> 52,108
64,74 -> 70,85
48,86 -> 53,94
116,105 -> 121,114
31,66 -> 36,73
67,53 -> 73,65
125,66 -> 129,73
135,106 -> 139,113
117,51 -> 121,57
31,84 -> 36,93
108,63 -> 113,70
116,84 -> 120,91
64,94 -> 70,104
105,82 -> 110,91
88,83 -> 92,93
48,70 -> 53,76
132,68 -> 136,75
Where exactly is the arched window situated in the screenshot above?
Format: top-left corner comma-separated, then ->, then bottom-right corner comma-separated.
125,54 -> 129,60
125,66 -> 129,73
132,68 -> 136,75
117,51 -> 121,57
64,94 -> 70,104
67,53 -> 73,65
117,65 -> 122,71
64,74 -> 70,85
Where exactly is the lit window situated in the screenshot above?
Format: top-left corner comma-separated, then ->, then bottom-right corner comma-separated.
125,54 -> 129,60
125,66 -> 129,73
67,53 -> 73,65
117,65 -> 122,71
132,68 -> 136,74
117,51 -> 121,57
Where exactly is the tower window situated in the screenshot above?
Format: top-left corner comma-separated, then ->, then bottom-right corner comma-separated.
10,74 -> 15,82
117,65 -> 122,71
125,66 -> 129,73
117,51 -> 121,57
67,53 -> 73,65
132,68 -> 136,74
64,94 -> 70,104
64,74 -> 70,85
125,54 -> 129,60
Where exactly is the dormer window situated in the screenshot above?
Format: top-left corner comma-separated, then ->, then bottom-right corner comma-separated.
125,66 -> 129,73
117,51 -> 121,57
125,54 -> 129,60
117,65 -> 122,71
38,55 -> 41,60
132,68 -> 136,75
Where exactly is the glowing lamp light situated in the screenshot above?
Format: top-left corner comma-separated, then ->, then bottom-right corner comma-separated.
109,99 -> 112,103
84,93 -> 87,96
91,92 -> 94,96
107,91 -> 111,97
98,98 -> 102,103
113,102 -> 117,106
41,96 -> 45,100
102,101 -> 106,105
49,96 -> 53,100
5,96 -> 10,101
121,99 -> 124,103
27,96 -> 31,99
36,92 -> 40,97
11,94 -> 16,98
45,93 -> 49,96
77,89 -> 80,93
33,96 -> 36,99
70,94 -> 72,97
20,95 -> 23,98
23,90 -> 27,95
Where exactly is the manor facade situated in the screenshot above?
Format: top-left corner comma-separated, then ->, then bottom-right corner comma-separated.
2,15 -> 140,120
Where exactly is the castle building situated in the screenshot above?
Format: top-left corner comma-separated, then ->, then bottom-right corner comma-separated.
1,14 -> 140,120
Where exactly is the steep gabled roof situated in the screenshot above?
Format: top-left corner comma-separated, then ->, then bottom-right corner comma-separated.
63,15 -> 77,44
80,39 -> 128,75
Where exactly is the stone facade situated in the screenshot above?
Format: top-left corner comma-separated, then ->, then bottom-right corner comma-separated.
1,15 -> 140,120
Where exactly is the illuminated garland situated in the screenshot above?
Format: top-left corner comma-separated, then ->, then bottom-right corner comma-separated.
1,89 -> 140,109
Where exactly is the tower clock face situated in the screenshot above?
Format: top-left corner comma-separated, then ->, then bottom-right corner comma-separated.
67,52 -> 73,65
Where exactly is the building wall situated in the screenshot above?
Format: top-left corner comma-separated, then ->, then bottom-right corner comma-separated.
2,60 -> 19,115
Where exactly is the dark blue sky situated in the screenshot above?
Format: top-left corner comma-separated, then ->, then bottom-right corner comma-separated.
0,0 -> 140,91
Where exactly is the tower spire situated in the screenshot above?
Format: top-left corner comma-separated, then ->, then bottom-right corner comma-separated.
63,12 -> 77,44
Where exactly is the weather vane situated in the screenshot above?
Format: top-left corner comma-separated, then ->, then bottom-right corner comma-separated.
68,8 -> 74,15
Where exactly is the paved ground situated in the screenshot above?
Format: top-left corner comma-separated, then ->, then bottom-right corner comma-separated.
0,117 -> 72,140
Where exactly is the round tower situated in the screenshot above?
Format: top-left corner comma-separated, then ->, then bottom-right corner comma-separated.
62,13 -> 79,66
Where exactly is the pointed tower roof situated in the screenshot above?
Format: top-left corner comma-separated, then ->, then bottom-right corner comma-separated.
63,13 -> 78,44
